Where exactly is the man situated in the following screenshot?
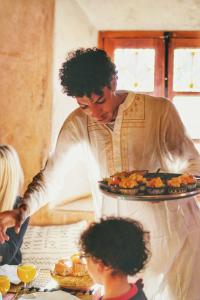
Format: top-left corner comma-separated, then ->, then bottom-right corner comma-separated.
1,48 -> 200,299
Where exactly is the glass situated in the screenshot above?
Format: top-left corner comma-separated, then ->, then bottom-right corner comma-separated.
173,96 -> 200,139
0,275 -> 10,295
79,253 -> 91,264
173,48 -> 200,92
17,263 -> 37,290
114,48 -> 155,92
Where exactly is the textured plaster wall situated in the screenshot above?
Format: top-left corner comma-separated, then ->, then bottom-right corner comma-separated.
50,0 -> 97,204
52,0 -> 97,148
0,0 -> 54,188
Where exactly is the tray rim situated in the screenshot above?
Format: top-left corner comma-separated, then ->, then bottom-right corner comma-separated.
99,182 -> 200,201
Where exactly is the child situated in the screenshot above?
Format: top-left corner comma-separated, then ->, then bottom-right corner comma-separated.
79,217 -> 150,300
0,145 -> 29,265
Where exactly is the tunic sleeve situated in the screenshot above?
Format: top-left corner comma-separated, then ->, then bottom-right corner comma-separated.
160,100 -> 200,175
22,111 -> 84,216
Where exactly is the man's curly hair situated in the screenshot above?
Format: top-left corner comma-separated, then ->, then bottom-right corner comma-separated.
59,48 -> 117,97
79,217 -> 150,276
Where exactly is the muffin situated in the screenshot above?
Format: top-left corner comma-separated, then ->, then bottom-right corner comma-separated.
146,177 -> 166,195
167,176 -> 187,194
134,174 -> 147,193
179,174 -> 197,191
118,177 -> 139,195
107,175 -> 121,192
103,171 -> 148,194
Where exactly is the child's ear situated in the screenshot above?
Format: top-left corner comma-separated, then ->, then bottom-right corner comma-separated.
97,261 -> 112,273
97,260 -> 105,272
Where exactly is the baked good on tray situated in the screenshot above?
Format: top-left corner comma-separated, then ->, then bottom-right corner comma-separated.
146,177 -> 166,195
52,253 -> 93,290
54,254 -> 88,277
54,259 -> 73,276
101,170 -> 198,195
167,176 -> 187,194
180,174 -> 197,191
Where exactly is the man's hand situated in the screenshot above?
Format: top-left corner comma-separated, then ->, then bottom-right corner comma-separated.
0,208 -> 24,243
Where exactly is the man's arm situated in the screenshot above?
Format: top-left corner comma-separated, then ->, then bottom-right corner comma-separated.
0,111 -> 83,243
161,100 -> 200,174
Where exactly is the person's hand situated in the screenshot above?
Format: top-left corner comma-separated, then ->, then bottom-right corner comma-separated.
0,208 -> 24,243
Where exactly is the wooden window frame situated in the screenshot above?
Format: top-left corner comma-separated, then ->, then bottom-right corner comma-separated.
98,31 -> 165,97
99,31 -> 200,145
168,32 -> 200,100
99,31 -> 200,99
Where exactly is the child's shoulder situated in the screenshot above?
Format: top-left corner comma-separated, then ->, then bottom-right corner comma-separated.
97,281 -> 147,300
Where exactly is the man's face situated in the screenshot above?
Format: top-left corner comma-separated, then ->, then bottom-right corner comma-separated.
76,85 -> 120,124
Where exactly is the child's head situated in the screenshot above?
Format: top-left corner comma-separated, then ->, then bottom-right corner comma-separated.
79,217 -> 150,284
0,145 -> 24,212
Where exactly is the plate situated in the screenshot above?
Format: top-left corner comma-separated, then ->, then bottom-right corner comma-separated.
50,271 -> 93,291
98,173 -> 200,202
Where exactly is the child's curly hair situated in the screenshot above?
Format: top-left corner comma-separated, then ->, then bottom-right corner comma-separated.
79,217 -> 150,276
59,48 -> 117,97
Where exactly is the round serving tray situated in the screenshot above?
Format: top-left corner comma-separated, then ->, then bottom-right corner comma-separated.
99,182 -> 200,202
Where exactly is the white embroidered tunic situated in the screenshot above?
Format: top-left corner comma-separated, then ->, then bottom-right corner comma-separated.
25,93 -> 200,300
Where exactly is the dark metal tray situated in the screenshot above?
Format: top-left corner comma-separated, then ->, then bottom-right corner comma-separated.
98,173 -> 200,202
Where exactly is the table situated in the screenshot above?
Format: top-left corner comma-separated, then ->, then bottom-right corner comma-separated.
5,270 -> 101,300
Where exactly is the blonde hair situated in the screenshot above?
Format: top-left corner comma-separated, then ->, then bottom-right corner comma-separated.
0,145 -> 24,212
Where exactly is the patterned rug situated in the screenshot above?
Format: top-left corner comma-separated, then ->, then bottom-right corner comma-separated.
21,220 -> 88,269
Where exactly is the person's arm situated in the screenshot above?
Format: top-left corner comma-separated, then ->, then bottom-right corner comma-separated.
0,110 -> 84,242
20,112 -> 84,216
160,100 -> 200,175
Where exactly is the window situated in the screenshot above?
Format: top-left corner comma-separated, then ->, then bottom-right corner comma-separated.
99,31 -> 200,151
99,31 -> 165,96
168,32 -> 200,152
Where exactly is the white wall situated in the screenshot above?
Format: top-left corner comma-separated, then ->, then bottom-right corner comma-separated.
52,0 -> 97,147
76,0 -> 200,30
51,0 -> 97,204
